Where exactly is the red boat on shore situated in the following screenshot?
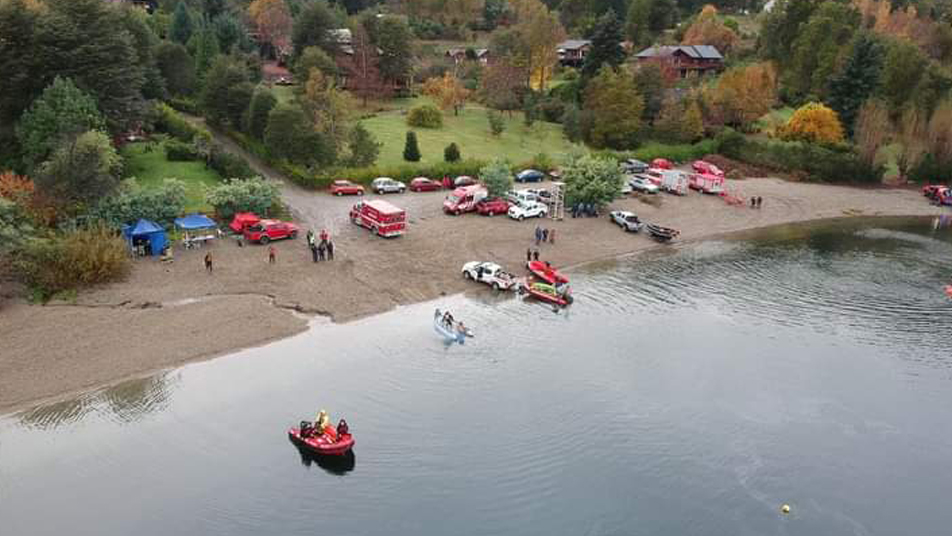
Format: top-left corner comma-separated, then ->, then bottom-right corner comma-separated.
288,424 -> 354,456
526,260 -> 569,284
521,279 -> 573,307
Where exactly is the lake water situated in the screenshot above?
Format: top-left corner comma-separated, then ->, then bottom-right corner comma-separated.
3,217 -> 952,536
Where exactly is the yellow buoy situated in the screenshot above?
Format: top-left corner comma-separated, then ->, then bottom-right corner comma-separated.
781,504 -> 791,514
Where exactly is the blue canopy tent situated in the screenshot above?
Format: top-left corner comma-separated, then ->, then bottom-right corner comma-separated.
122,219 -> 167,257
174,213 -> 220,249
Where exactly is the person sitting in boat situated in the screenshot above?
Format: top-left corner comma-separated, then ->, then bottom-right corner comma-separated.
442,311 -> 455,327
336,419 -> 349,438
315,409 -> 330,434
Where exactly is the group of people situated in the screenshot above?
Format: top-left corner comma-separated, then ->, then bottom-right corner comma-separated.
306,229 -> 335,262
534,225 -> 555,246
435,308 -> 468,334
301,409 -> 349,441
571,202 -> 599,218
750,196 -> 764,208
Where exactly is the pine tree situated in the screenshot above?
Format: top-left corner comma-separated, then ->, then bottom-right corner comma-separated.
828,32 -> 883,136
170,2 -> 194,45
194,28 -> 221,81
444,142 -> 461,162
582,9 -> 626,80
403,131 -> 421,162
347,124 -> 381,167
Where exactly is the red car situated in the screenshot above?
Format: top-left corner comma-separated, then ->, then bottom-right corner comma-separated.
651,158 -> 673,170
330,180 -> 365,196
243,219 -> 299,244
409,177 -> 441,192
691,160 -> 724,177
476,197 -> 510,216
454,175 -> 478,187
923,184 -> 948,199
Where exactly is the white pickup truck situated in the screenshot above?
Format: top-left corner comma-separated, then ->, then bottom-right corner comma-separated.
461,261 -> 518,291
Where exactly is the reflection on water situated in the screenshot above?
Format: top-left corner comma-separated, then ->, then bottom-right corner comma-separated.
18,373 -> 175,429
2,217 -> 952,536
292,441 -> 357,475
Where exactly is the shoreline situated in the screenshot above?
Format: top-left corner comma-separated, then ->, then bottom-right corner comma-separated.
1,177 -> 946,415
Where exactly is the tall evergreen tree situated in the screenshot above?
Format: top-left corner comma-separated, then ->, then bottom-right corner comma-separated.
201,56 -> 248,126
403,131 -> 421,162
156,42 -> 196,96
581,9 -> 626,80
244,87 -> 278,139
170,1 -> 194,45
194,27 -> 221,80
292,0 -> 340,58
828,32 -> 883,136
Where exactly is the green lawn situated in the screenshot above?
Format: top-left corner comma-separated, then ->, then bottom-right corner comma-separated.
121,141 -> 221,212
360,97 -> 585,167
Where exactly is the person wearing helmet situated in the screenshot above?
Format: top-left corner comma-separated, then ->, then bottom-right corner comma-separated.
315,409 -> 330,434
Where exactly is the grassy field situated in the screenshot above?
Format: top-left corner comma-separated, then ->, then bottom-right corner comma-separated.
359,97 -> 585,167
121,141 -> 221,212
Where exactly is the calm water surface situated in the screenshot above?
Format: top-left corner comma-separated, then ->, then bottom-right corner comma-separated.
3,217 -> 952,536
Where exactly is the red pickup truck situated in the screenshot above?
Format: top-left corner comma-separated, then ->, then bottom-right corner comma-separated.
350,199 -> 406,237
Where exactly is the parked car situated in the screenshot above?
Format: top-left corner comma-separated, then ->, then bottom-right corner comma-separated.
444,185 -> 488,215
515,169 -> 545,182
475,197 -> 511,216
508,200 -> 548,221
629,176 -> 659,194
371,177 -> 406,194
621,183 -> 633,195
229,212 -> 260,233
330,180 -> 365,196
409,177 -> 441,192
692,160 -> 724,177
350,199 -> 406,237
454,175 -> 478,187
525,188 -> 552,200
651,158 -> 673,170
923,184 -> 949,199
243,219 -> 299,244
610,210 -> 644,232
507,189 -> 539,205
461,261 -> 518,290
621,158 -> 649,174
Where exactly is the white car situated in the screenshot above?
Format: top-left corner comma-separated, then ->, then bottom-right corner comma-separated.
610,210 -> 644,232
508,200 -> 548,221
461,261 -> 517,291
629,176 -> 659,194
371,177 -> 406,194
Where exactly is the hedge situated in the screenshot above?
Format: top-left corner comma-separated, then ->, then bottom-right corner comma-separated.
154,103 -> 206,143
164,139 -> 199,161
716,129 -> 884,184
594,139 -> 721,165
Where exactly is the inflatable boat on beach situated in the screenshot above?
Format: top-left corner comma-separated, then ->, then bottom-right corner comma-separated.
646,223 -> 680,242
526,260 -> 569,284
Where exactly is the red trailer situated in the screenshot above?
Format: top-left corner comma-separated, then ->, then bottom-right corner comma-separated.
350,199 -> 406,237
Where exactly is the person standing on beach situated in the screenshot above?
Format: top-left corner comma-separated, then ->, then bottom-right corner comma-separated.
327,240 -> 334,260
204,252 -> 213,273
533,249 -> 540,261
310,242 -> 318,263
320,228 -> 329,243
527,248 -> 532,262
542,228 -> 549,243
758,196 -> 763,208
318,240 -> 326,261
306,229 -> 315,248
268,245 -> 276,264
750,197 -> 756,208
535,225 -> 542,245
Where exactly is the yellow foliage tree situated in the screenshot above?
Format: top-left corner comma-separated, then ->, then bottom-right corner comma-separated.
702,62 -> 777,129
249,0 -> 292,55
422,73 -> 472,115
780,102 -> 845,145
681,5 -> 739,54
510,0 -> 565,91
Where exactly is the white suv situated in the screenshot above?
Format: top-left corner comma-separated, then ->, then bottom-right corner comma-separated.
372,177 -> 406,194
508,200 -> 548,221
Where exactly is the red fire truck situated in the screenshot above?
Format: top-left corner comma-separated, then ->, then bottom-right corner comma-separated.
349,199 -> 406,237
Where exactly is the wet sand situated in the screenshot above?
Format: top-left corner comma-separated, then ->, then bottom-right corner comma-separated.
0,165 -> 945,414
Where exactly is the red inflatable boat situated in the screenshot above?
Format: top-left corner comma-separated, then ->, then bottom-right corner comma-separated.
526,261 -> 569,284
288,424 -> 355,456
945,285 -> 952,298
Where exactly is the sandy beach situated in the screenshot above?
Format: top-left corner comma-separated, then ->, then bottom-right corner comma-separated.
1,162 -> 946,414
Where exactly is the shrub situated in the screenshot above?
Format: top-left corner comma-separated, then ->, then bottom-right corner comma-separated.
444,142 -> 461,162
480,160 -> 513,198
89,178 -> 187,227
403,131 -> 421,162
209,149 -> 255,179
154,103 -> 207,143
407,104 -> 444,128
15,223 -> 130,300
488,111 -> 505,136
164,139 -> 199,161
779,102 -> 846,145
205,177 -> 279,220
719,135 -> 884,183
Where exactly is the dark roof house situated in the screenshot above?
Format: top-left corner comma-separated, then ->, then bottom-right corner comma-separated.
634,45 -> 724,77
557,39 -> 592,66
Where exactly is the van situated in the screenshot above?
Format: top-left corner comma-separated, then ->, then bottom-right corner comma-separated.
443,185 -> 488,215
506,189 -> 539,205
350,199 -> 407,237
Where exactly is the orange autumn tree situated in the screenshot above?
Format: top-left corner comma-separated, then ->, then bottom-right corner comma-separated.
702,62 -> 777,130
780,102 -> 846,145
0,171 -> 56,226
682,5 -> 739,54
422,73 -> 471,116
249,0 -> 292,56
